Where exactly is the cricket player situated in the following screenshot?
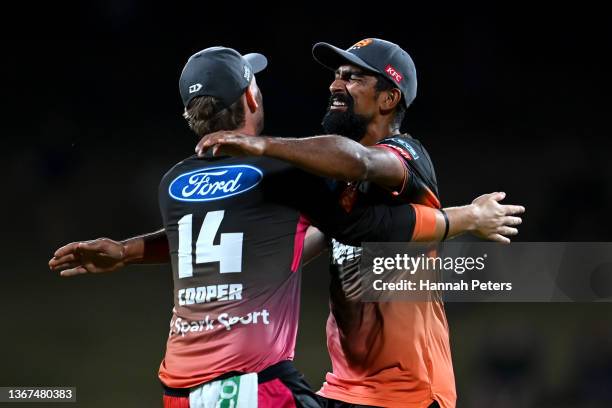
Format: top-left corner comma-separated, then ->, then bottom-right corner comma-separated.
195,39 -> 525,408
50,45 -> 523,408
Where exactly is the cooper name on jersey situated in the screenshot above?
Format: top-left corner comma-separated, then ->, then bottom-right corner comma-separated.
169,164 -> 263,202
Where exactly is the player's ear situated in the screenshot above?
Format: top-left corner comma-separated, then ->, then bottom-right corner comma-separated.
244,82 -> 260,113
379,88 -> 402,112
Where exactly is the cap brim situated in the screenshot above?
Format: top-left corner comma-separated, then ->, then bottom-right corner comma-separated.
312,42 -> 380,74
244,53 -> 268,73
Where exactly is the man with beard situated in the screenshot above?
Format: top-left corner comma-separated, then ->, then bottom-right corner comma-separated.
50,43 -> 523,408
51,46 -> 446,408
195,39 -> 521,408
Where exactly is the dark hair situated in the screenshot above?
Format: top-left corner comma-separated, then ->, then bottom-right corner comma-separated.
183,95 -> 245,136
375,75 -> 406,129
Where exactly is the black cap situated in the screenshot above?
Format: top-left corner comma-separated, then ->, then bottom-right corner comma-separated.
179,46 -> 268,108
312,38 -> 417,107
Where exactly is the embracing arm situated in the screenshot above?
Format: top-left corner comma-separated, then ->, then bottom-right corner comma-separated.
119,229 -> 170,264
197,132 -> 524,244
385,192 -> 523,244
261,135 -> 402,188
300,191 -> 524,273
420,192 -> 523,243
305,190 -> 523,247
49,229 -> 170,277
301,190 -> 523,276
196,132 -> 404,189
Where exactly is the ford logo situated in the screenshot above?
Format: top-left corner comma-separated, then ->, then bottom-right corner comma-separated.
168,165 -> 263,202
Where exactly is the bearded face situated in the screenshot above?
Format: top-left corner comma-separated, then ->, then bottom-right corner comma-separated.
321,92 -> 372,142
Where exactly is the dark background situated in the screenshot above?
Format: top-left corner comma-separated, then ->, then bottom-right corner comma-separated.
1,3 -> 611,407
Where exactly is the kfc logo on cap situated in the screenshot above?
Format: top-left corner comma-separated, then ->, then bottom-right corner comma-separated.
385,65 -> 403,83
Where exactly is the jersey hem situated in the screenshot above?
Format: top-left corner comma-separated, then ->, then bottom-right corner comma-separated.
318,388 -> 438,408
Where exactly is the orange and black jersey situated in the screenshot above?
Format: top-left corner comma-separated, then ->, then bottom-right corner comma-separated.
374,134 -> 441,208
323,134 -> 456,408
329,134 -> 441,214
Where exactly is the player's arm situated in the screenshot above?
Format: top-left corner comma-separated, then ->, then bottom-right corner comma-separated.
269,165 -> 523,244
298,204 -> 486,264
49,229 -> 170,277
303,226 -> 327,266
354,193 -> 522,245
196,132 -> 404,189
410,192 -> 523,243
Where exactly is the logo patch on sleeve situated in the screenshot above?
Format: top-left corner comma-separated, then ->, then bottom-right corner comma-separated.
391,139 -> 420,160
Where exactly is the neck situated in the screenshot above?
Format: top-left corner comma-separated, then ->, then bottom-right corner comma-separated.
236,121 -> 259,137
359,117 -> 400,146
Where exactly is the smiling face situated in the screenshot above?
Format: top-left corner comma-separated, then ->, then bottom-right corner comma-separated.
321,64 -> 382,141
329,65 -> 381,114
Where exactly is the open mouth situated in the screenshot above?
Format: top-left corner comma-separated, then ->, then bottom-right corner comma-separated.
329,95 -> 349,111
330,101 -> 347,110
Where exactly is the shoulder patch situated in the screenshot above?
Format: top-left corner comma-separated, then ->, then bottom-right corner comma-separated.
386,138 -> 420,160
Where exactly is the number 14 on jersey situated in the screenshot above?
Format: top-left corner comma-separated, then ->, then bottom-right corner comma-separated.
177,210 -> 243,278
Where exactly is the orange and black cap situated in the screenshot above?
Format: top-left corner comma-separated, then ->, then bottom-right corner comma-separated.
312,38 -> 417,108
